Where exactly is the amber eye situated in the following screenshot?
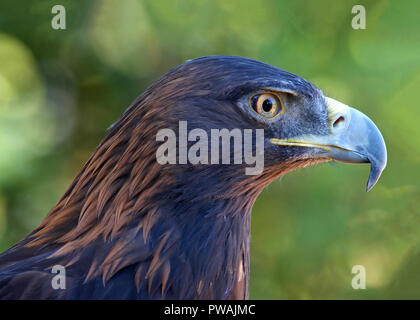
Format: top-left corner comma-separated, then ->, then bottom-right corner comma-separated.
250,93 -> 283,118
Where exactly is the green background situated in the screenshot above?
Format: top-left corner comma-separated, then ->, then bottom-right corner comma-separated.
0,0 -> 419,299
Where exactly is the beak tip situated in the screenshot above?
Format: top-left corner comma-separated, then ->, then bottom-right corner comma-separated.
366,182 -> 374,192
365,161 -> 386,192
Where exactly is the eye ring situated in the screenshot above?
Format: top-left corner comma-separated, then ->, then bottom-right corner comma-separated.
249,92 -> 284,119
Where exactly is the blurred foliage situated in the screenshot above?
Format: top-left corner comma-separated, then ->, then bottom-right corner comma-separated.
0,0 -> 419,299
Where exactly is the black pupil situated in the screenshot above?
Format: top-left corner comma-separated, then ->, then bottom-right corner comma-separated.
262,98 -> 273,112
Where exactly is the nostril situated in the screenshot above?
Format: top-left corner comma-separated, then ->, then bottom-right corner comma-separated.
333,116 -> 345,128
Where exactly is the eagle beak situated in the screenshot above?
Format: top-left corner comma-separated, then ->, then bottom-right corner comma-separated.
270,97 -> 387,191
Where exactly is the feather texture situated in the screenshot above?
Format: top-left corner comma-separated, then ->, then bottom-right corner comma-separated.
0,56 -> 326,299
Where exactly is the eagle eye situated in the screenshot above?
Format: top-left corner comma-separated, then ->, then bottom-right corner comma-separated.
249,92 -> 284,119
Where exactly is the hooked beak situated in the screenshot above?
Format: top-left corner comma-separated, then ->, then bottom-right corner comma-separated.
270,97 -> 387,191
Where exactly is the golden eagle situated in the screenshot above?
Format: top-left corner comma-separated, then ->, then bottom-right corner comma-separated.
0,56 -> 386,299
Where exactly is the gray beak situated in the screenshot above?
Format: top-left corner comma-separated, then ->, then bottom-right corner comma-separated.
270,97 -> 387,191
